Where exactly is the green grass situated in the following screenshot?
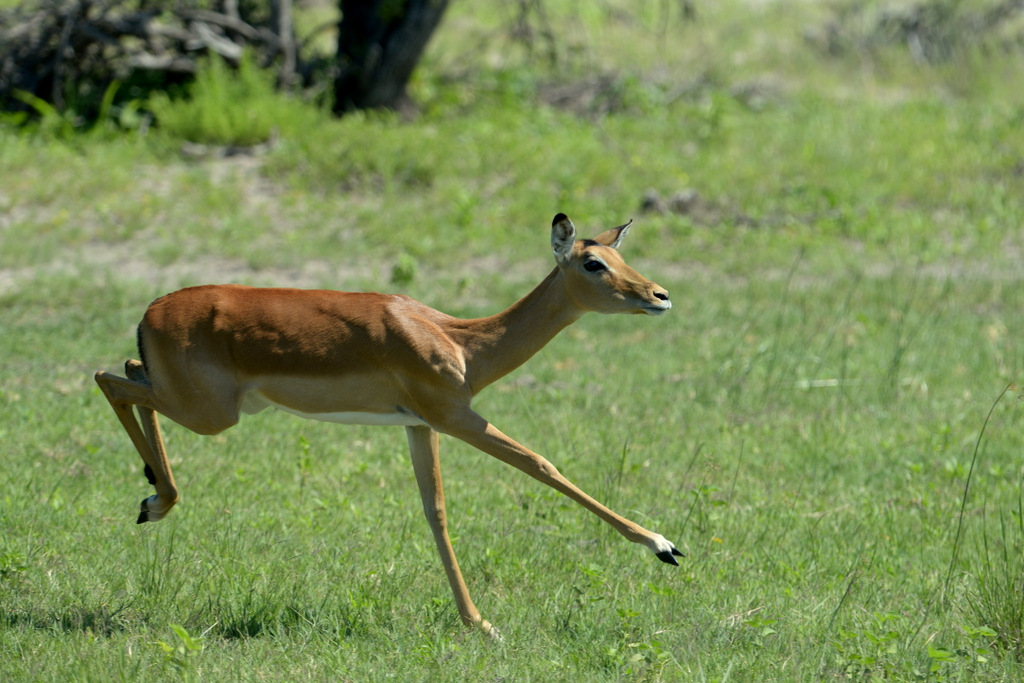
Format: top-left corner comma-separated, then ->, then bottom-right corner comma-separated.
3,1 -> 1024,680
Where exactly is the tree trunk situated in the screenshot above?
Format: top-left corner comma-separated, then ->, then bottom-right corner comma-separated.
332,0 -> 448,114
270,0 -> 296,88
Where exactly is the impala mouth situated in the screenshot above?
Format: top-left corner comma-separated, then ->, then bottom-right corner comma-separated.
642,301 -> 672,315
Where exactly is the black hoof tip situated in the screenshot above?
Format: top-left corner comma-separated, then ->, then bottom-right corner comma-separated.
657,548 -> 683,565
137,499 -> 149,528
144,463 -> 156,485
656,550 -> 679,566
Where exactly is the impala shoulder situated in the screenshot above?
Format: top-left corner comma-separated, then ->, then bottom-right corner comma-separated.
382,295 -> 468,381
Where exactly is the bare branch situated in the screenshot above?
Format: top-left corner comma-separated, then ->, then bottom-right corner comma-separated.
0,0 -> 298,117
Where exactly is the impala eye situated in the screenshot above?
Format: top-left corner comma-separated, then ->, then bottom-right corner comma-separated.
583,259 -> 606,273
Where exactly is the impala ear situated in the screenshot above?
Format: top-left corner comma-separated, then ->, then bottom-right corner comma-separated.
593,219 -> 633,250
551,213 -> 576,262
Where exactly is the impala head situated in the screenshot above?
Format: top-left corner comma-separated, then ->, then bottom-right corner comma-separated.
551,213 -> 671,316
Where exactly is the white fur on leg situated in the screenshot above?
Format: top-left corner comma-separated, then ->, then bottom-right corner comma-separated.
648,533 -> 684,565
140,494 -> 171,522
481,619 -> 503,642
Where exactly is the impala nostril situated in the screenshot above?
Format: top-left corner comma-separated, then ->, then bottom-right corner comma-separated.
655,291 -> 670,301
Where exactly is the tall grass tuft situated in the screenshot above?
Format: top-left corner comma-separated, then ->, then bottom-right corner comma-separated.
956,385 -> 1024,660
147,51 -> 313,146
967,498 -> 1024,661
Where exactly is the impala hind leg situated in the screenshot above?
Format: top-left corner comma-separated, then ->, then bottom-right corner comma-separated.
405,426 -> 500,640
124,360 -> 157,487
95,362 -> 179,523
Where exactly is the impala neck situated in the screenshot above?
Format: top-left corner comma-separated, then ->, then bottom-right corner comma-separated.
459,267 -> 585,393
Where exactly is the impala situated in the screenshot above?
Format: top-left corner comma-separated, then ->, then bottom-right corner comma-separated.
95,213 -> 682,637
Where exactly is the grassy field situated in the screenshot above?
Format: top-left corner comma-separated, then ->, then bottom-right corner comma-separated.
3,1 -> 1024,680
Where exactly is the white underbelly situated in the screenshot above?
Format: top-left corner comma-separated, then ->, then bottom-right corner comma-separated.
240,392 -> 427,427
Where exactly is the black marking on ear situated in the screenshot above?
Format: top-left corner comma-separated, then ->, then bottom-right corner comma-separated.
607,219 -> 633,249
551,214 -> 577,262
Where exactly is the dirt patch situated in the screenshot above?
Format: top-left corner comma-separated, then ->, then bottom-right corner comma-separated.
0,152 -> 376,297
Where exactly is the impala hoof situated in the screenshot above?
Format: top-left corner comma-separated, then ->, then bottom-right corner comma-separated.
137,494 -> 170,523
656,547 -> 685,565
480,620 -> 503,643
138,495 -> 157,524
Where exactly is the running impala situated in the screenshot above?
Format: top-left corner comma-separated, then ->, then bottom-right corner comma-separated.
95,213 -> 681,637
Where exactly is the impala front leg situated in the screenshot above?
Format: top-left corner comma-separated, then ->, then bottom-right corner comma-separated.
405,425 -> 500,639
435,409 -> 684,564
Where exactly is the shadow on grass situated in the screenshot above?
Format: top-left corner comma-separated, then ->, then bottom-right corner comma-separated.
2,603 -> 380,648
3,603 -> 133,636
